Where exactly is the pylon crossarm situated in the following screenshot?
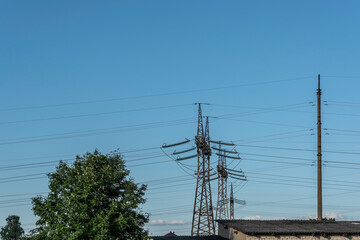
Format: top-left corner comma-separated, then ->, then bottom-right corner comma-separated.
228,172 -> 245,178
173,147 -> 196,155
234,199 -> 246,205
209,140 -> 235,146
162,138 -> 191,148
229,176 -> 247,181
226,168 -> 244,173
212,146 -> 238,154
177,154 -> 198,161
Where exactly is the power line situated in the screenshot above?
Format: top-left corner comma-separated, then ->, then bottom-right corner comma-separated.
0,192 -> 48,199
322,76 -> 360,79
0,118 -> 195,145
2,164 -> 360,211
246,171 -> 360,187
242,158 -> 311,166
242,152 -> 360,167
241,152 -> 314,162
0,146 -> 160,163
0,76 -> 313,112
234,143 -> 315,152
246,134 -> 312,144
0,104 -> 191,125
0,102 -> 314,146
3,145 -> 360,175
216,117 -> 311,129
326,100 -> 360,105
234,143 -> 360,156
139,174 -> 191,184
327,128 -> 360,133
0,203 -> 32,209
234,129 -> 312,143
0,154 -> 169,172
215,102 -> 314,119
324,112 -> 360,118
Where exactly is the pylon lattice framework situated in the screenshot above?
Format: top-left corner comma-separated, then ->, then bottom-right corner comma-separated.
191,104 -> 215,236
215,144 -> 228,221
161,104 -> 247,235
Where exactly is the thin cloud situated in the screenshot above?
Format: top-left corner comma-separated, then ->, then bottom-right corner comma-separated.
299,212 -> 345,220
148,219 -> 188,225
243,216 -> 261,220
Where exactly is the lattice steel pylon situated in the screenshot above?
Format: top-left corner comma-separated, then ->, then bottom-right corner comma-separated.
229,183 -> 234,219
191,104 -> 215,236
215,144 -> 229,221
211,141 -> 246,223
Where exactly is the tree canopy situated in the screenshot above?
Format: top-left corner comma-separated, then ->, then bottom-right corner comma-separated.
0,215 -> 24,240
28,150 -> 149,240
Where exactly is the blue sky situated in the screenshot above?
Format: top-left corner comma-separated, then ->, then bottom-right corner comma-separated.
1,0 -> 360,236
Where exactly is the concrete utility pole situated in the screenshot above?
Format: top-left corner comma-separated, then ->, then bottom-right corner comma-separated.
317,74 -> 323,220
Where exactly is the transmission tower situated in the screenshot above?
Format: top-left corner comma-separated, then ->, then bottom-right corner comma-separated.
211,141 -> 246,222
229,183 -> 234,219
161,104 -> 246,235
215,144 -> 228,221
191,106 -> 215,236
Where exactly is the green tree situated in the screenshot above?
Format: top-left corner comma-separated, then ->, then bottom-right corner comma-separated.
0,215 -> 24,240
28,150 -> 149,240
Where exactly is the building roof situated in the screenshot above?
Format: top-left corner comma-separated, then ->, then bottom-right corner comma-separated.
217,220 -> 360,235
151,236 -> 228,240
164,231 -> 177,236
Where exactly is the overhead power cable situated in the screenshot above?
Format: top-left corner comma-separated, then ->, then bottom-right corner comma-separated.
327,128 -> 360,133
245,134 -> 312,144
246,172 -> 360,187
4,145 -> 360,173
241,152 -> 360,167
216,117 -> 311,129
234,129 -> 312,143
0,104 -> 191,125
0,203 -> 32,210
236,143 -> 360,156
322,75 -> 360,79
234,144 -> 315,152
326,100 -> 360,105
0,76 -> 313,112
241,158 -> 311,166
0,153 -> 170,172
1,172 -> 360,206
0,146 -> 160,163
241,153 -> 314,162
0,118 -> 195,146
0,101 -> 314,146
215,102 -> 315,119
0,192 -> 48,199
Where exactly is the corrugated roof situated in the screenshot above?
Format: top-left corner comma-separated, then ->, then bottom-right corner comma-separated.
151,235 -> 228,240
217,220 -> 360,235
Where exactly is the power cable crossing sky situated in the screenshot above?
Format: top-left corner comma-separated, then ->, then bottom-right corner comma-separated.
2,0 -> 360,236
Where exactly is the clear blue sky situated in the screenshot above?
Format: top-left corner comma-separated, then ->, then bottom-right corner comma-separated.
1,0 -> 360,236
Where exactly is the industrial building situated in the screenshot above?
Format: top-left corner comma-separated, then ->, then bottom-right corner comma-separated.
217,220 -> 360,240
152,220 -> 360,240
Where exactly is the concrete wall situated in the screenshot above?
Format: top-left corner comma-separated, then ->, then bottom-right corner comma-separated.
218,224 -> 360,240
